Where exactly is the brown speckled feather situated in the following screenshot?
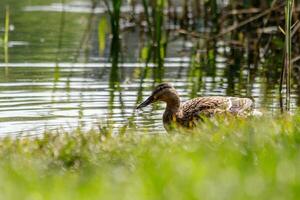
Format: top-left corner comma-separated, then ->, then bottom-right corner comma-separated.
176,97 -> 254,128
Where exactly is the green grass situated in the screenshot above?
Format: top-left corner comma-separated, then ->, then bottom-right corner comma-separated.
1,115 -> 300,200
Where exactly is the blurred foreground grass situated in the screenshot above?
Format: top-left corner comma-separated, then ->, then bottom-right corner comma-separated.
1,115 -> 300,200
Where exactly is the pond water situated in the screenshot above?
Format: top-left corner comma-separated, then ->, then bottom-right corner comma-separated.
0,0 -> 299,135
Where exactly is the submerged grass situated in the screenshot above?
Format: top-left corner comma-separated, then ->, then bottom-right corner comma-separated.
1,115 -> 300,199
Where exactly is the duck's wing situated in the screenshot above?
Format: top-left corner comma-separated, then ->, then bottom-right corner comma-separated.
226,97 -> 254,114
179,97 -> 253,126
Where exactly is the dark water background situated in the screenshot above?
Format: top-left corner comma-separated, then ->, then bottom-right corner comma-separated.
0,0 -> 299,135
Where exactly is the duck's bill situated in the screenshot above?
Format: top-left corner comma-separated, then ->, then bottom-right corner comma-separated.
136,96 -> 154,109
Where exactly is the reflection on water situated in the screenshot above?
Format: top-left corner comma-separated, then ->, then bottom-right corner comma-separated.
0,62 -> 291,135
0,63 -> 187,135
0,0 -> 299,135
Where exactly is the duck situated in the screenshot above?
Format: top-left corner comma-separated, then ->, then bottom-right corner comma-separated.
136,83 -> 261,131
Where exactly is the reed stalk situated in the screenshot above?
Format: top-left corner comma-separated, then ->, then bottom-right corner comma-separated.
104,0 -> 124,121
142,0 -> 152,37
104,0 -> 122,88
4,6 -> 10,75
153,0 -> 165,81
284,0 -> 294,111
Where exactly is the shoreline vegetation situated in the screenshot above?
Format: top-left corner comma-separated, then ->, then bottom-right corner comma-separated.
102,0 -> 300,111
1,114 -> 300,199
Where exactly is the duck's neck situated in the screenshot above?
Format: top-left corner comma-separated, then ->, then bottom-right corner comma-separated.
163,94 -> 180,125
165,97 -> 180,113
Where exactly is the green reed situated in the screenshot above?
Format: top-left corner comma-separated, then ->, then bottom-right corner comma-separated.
4,6 -> 10,75
208,0 -> 219,32
104,0 -> 122,76
285,0 -> 294,111
141,0 -> 167,82
153,0 -> 166,80
104,0 -> 125,121
280,0 -> 294,112
98,17 -> 108,56
105,0 -> 121,42
142,0 -> 152,37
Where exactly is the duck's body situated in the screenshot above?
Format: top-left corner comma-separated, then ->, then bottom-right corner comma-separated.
163,96 -> 254,129
137,83 -> 260,131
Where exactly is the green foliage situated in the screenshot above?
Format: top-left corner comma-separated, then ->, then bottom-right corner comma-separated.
1,115 -> 300,199
98,17 -> 108,56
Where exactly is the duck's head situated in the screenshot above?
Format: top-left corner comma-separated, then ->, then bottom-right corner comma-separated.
136,83 -> 179,109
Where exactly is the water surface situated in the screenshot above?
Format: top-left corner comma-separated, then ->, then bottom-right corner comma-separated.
0,0 -> 298,135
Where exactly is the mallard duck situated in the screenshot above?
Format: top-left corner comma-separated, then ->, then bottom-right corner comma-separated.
136,83 -> 261,130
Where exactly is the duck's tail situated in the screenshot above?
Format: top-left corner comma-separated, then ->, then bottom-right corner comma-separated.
251,109 -> 263,117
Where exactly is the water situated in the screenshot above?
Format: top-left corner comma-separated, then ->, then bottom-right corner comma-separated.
0,0 -> 299,135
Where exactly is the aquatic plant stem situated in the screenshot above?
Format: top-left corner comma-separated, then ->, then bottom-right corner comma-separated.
4,6 -> 10,75
142,0 -> 152,37
285,0 -> 294,111
104,0 -> 122,88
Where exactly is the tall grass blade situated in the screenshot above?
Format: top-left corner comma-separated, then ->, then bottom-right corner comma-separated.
4,6 -> 10,75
